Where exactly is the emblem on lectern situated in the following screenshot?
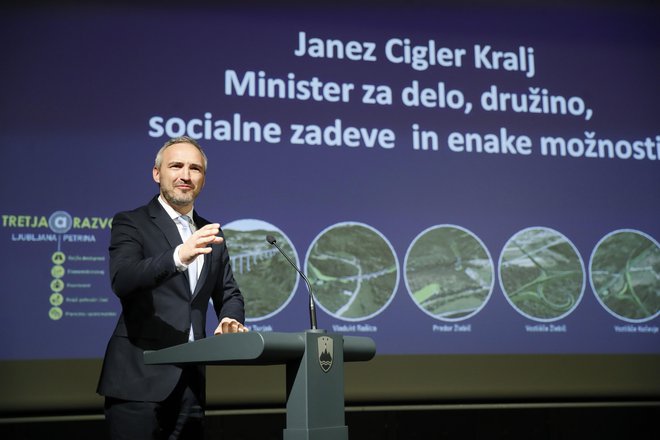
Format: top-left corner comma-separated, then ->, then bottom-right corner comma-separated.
317,336 -> 333,373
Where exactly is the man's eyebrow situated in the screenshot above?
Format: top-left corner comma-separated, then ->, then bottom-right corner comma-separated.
166,160 -> 203,169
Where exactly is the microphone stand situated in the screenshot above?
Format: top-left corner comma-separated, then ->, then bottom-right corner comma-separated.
267,235 -> 320,331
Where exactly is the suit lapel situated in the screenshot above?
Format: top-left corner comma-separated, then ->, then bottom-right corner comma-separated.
146,197 -> 214,299
147,197 -> 196,295
148,196 -> 182,249
192,213 -> 211,297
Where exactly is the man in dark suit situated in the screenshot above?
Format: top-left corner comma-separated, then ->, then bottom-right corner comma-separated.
97,136 -> 248,439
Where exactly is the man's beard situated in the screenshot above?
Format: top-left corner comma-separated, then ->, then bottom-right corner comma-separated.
162,187 -> 195,207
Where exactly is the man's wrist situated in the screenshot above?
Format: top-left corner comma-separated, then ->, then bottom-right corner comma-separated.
173,244 -> 188,271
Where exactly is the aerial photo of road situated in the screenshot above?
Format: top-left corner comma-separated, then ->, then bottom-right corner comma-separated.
306,222 -> 399,320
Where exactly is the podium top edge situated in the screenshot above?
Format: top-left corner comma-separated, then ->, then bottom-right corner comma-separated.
144,331 -> 376,366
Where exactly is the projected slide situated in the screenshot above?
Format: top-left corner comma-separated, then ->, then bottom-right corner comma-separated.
1,3 -> 658,360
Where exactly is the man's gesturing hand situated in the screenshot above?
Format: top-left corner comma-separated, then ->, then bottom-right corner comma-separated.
178,223 -> 224,265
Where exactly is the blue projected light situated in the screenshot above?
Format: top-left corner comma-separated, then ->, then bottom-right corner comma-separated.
1,4 -> 658,360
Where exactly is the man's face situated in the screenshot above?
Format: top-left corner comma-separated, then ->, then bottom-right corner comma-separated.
153,142 -> 206,211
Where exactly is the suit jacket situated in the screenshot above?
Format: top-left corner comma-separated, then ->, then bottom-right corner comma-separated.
96,195 -> 245,402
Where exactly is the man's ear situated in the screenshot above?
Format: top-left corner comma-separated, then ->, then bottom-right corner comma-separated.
152,166 -> 160,184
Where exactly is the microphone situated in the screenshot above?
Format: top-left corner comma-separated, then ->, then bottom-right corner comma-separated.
266,235 -> 319,330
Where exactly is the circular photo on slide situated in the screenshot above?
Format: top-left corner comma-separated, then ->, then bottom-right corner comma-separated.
589,229 -> 660,322
499,227 -> 585,322
223,219 -> 299,322
304,222 -> 399,321
404,225 -> 494,321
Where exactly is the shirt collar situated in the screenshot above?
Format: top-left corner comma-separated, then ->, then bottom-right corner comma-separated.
157,195 -> 193,221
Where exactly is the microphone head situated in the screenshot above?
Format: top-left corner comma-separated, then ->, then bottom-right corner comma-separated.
266,235 -> 277,244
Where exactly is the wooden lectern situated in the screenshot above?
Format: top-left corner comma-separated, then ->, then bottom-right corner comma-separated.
144,331 -> 376,440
